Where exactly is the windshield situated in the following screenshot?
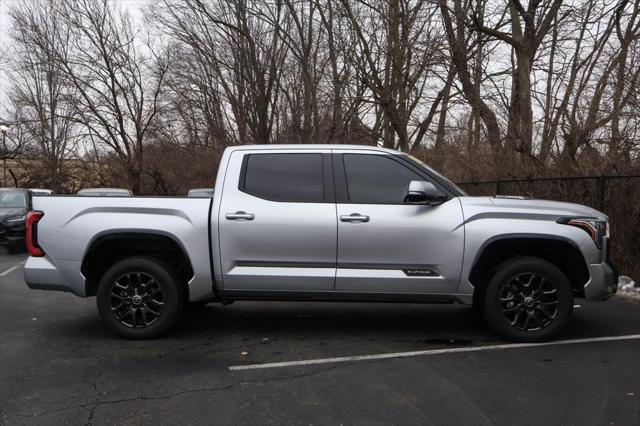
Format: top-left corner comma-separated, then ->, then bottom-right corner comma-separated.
0,191 -> 27,209
403,155 -> 467,196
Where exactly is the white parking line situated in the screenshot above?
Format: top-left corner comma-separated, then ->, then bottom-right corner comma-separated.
0,260 -> 27,277
229,334 -> 640,371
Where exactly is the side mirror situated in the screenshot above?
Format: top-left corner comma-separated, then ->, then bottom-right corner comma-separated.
404,181 -> 447,205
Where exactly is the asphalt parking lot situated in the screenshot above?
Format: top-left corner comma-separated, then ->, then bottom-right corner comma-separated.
1,247 -> 639,425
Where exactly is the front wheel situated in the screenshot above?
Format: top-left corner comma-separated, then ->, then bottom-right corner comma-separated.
97,257 -> 185,339
482,257 -> 574,342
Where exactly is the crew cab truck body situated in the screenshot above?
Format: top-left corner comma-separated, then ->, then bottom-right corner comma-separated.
23,145 -> 617,341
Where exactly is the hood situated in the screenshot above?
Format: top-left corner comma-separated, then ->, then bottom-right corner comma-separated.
459,196 -> 607,222
0,208 -> 28,222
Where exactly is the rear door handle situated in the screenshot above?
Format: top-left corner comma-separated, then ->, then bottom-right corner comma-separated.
226,211 -> 255,221
340,213 -> 369,223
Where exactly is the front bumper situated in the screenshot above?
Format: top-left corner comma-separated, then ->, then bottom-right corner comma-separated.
0,223 -> 26,246
584,248 -> 618,301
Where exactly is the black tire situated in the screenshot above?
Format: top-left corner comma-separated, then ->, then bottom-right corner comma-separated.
7,241 -> 25,253
482,257 -> 573,342
96,257 -> 185,339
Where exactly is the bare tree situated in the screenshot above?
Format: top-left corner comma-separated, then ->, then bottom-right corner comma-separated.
3,0 -> 638,192
541,0 -> 640,172
609,0 -> 640,163
7,0 -> 79,192
51,0 -> 168,193
464,0 -> 568,172
151,43 -> 231,152
337,0 -> 448,151
439,0 -> 502,168
0,115 -> 27,188
153,0 -> 289,145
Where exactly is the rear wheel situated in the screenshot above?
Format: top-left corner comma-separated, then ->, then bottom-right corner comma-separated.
97,257 -> 185,339
482,257 -> 573,342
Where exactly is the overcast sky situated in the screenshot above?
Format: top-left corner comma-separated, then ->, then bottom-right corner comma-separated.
0,0 -> 14,113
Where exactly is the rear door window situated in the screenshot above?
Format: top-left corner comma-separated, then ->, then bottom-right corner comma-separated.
241,153 -> 324,202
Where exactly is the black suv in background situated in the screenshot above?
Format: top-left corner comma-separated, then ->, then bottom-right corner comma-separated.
0,189 -> 31,252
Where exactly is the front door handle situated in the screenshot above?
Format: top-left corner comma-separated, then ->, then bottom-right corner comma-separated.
340,213 -> 369,223
226,211 -> 255,221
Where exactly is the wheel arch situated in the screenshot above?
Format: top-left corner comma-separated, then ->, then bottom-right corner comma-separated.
81,231 -> 193,298
469,235 -> 590,305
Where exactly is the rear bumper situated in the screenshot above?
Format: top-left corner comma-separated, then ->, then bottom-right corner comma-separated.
24,257 -> 86,297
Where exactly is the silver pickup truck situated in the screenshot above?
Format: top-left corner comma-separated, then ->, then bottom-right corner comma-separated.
23,145 -> 617,341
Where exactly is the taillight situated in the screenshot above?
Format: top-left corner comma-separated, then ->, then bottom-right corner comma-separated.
26,210 -> 45,257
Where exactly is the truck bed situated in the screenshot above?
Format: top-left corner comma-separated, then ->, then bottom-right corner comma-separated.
25,196 -> 215,300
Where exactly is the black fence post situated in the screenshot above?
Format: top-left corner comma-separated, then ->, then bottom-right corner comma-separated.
496,180 -> 501,195
597,176 -> 606,211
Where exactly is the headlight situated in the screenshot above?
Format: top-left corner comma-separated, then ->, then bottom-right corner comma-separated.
4,215 -> 26,224
557,217 -> 607,249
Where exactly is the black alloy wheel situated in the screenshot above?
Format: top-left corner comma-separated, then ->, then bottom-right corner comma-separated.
498,272 -> 559,332
97,257 -> 184,339
110,272 -> 165,328
483,257 -> 573,342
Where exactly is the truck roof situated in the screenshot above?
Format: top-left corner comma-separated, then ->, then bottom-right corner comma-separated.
226,144 -> 401,155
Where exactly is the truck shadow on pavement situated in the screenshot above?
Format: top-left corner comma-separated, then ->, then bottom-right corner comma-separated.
51,299 -> 621,347
19,288 -> 639,357
48,301 -> 494,346
180,302 -> 491,342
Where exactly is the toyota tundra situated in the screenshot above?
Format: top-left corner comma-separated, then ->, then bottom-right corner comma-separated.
23,145 -> 617,341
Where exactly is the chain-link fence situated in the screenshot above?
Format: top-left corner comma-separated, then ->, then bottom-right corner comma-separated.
457,175 -> 640,281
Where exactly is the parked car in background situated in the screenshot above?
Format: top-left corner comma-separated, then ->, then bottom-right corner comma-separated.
77,188 -> 132,197
0,188 -> 32,252
24,145 -> 616,341
187,188 -> 215,197
29,189 -> 53,196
